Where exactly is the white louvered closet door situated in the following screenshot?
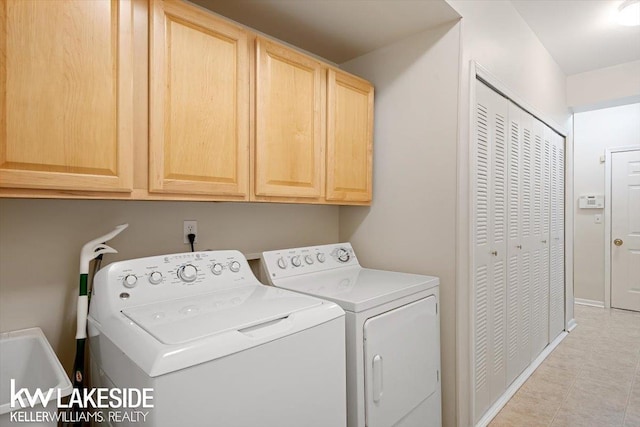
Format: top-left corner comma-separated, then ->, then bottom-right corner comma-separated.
530,118 -> 550,356
505,103 -> 533,384
549,129 -> 565,340
473,81 -> 509,422
472,80 -> 566,423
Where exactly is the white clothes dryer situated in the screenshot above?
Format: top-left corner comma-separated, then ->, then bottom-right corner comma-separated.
262,243 -> 441,427
88,250 -> 346,427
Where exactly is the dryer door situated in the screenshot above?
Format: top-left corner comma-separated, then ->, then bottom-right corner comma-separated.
364,296 -> 439,427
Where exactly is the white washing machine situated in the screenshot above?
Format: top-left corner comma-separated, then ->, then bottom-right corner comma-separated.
262,243 -> 441,427
88,250 -> 346,427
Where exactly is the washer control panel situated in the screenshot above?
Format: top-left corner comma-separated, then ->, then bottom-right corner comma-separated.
262,242 -> 359,280
90,250 -> 259,318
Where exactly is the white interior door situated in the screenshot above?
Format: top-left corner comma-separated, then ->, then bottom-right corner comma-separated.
549,129 -> 565,340
530,118 -> 550,356
506,102 -> 533,385
505,102 -> 522,386
472,81 -> 508,422
363,296 -> 439,427
611,149 -> 640,312
471,79 -> 565,423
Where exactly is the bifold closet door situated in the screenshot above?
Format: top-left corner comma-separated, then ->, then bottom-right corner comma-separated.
530,119 -> 550,357
473,81 -> 508,421
505,103 -> 535,384
472,79 -> 565,423
549,129 -> 565,340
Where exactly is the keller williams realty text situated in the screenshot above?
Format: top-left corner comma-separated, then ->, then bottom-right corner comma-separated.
10,410 -> 150,424
10,379 -> 154,410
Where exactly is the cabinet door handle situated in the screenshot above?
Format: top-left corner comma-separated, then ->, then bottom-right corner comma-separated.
372,355 -> 383,403
541,240 -> 547,244
490,250 -> 498,256
516,245 -> 522,249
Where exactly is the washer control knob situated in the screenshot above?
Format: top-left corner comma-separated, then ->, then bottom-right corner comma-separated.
336,248 -> 350,263
305,255 -> 314,265
123,274 -> 138,288
148,271 -> 163,285
277,257 -> 288,269
178,264 -> 198,282
291,256 -> 302,267
229,261 -> 241,273
317,253 -> 326,263
211,263 -> 223,275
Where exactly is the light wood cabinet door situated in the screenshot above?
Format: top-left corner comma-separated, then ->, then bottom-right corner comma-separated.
149,0 -> 249,198
326,69 -> 373,203
255,37 -> 325,199
0,0 -> 134,192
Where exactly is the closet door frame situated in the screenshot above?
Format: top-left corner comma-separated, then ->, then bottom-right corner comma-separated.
466,62 -> 573,427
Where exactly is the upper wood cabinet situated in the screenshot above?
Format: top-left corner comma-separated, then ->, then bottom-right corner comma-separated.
254,37 -> 325,200
0,0 -> 134,192
0,1 -> 373,205
149,0 -> 249,198
326,69 -> 374,203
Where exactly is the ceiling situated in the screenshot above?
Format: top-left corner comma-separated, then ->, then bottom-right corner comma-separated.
191,0 -> 460,64
511,0 -> 640,75
192,0 -> 640,76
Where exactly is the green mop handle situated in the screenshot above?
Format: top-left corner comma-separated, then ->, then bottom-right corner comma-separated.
73,273 -> 88,389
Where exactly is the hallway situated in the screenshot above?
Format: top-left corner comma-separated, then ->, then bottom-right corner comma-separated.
490,305 -> 640,426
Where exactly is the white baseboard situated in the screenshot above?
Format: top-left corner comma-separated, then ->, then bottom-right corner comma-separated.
475,332 -> 568,427
574,298 -> 604,308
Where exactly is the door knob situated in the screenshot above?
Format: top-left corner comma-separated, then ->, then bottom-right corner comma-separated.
614,238 -> 623,247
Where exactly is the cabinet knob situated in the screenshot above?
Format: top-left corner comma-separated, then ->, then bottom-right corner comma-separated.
614,238 -> 623,247
490,250 -> 498,256
516,245 -> 522,249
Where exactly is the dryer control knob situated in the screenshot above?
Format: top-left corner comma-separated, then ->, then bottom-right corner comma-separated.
305,255 -> 314,265
123,274 -> 138,288
229,261 -> 241,273
317,253 -> 326,263
277,257 -> 288,269
211,263 -> 223,275
291,256 -> 302,267
178,264 -> 198,282
148,271 -> 163,285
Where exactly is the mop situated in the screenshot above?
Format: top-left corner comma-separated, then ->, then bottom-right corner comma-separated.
73,224 -> 128,391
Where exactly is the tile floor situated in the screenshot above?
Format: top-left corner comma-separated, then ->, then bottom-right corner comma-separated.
490,304 -> 640,427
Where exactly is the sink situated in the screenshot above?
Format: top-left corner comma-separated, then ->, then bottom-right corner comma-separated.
0,328 -> 72,427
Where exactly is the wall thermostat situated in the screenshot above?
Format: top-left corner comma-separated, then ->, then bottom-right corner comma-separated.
579,195 -> 604,209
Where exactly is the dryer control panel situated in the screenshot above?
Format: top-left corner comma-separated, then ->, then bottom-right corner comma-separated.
262,243 -> 360,281
90,250 -> 259,322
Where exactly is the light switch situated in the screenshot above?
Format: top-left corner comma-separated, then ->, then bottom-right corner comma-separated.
594,214 -> 602,224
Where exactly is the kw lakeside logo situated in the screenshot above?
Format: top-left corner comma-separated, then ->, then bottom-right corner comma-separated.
9,379 -> 153,424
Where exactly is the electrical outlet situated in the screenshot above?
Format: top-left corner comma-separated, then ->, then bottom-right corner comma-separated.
183,220 -> 198,244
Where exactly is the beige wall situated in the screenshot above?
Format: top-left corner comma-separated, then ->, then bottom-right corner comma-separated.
567,61 -> 640,112
338,22 -> 461,427
0,199 -> 339,373
445,0 -> 572,425
573,103 -> 640,303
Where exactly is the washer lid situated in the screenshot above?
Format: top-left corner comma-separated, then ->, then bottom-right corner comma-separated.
272,267 -> 439,312
122,285 -> 322,345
